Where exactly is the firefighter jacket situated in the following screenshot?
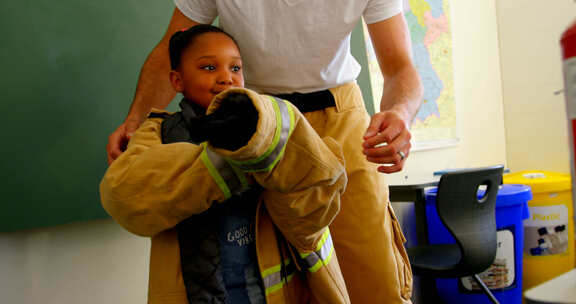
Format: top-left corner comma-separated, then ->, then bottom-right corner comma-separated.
100,88 -> 350,303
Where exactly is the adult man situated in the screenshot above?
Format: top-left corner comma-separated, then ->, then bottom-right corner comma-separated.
107,1 -> 422,303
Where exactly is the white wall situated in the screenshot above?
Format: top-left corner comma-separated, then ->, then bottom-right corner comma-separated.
0,219 -> 149,304
496,0 -> 575,174
0,1 -> 512,303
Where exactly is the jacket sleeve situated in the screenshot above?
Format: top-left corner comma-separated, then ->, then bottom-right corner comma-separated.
207,89 -> 347,251
99,113 -> 248,237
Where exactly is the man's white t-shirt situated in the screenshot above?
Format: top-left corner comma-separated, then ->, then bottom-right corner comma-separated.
175,0 -> 402,94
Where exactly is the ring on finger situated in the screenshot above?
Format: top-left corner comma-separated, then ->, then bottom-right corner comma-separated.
397,151 -> 406,161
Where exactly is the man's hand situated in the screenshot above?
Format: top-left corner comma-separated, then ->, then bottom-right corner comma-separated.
362,111 -> 412,173
106,119 -> 142,165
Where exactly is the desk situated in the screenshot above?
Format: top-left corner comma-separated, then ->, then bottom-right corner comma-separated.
389,178 -> 438,245
388,178 -> 439,304
524,269 -> 576,304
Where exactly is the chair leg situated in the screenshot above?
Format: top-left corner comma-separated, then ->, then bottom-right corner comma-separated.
472,274 -> 499,304
420,276 -> 443,304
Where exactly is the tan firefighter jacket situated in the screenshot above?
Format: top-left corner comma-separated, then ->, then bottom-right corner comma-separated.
100,88 -> 350,303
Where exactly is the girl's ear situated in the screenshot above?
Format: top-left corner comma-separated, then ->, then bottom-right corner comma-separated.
169,70 -> 184,92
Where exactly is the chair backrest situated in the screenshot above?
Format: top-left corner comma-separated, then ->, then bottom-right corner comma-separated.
436,165 -> 504,277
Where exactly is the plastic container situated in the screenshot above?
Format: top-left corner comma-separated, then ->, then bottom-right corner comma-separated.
503,171 -> 575,290
561,19 -> 576,231
562,18 -> 576,273
425,184 -> 532,304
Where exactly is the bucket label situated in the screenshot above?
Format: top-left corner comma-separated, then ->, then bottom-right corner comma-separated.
461,229 -> 515,290
524,205 -> 569,256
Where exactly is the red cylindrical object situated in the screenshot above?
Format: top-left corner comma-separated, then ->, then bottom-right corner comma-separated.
561,20 -> 576,222
561,20 -> 576,60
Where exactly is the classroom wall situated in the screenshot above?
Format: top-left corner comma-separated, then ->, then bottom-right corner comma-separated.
388,0 -> 507,184
496,0 -> 575,174
0,219 -> 150,304
0,1 -> 509,303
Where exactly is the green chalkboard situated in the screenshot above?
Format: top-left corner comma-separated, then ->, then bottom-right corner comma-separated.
351,21 -> 375,116
0,1 -> 375,232
0,0 -> 174,231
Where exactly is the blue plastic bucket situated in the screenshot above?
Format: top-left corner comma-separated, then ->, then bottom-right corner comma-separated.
424,184 -> 531,304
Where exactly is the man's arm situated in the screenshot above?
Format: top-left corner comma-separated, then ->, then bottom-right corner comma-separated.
107,8 -> 201,164
363,13 -> 423,173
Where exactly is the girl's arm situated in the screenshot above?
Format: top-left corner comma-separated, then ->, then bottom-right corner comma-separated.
206,89 -> 347,251
100,113 -> 247,237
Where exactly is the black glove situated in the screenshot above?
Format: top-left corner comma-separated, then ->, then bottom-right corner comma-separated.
188,92 -> 259,151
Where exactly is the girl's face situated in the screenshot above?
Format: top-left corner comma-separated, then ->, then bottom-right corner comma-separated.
170,32 -> 244,108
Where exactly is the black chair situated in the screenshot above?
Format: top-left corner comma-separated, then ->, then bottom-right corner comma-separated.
407,165 -> 504,304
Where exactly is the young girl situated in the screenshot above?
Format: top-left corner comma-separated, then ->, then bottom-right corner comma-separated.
100,25 -> 350,304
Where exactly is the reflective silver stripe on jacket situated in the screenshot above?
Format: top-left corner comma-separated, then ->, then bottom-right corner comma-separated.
229,96 -> 293,172
261,259 -> 297,295
201,144 -> 248,199
300,229 -> 335,273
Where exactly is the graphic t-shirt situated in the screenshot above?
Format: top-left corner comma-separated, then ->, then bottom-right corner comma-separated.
218,196 -> 265,304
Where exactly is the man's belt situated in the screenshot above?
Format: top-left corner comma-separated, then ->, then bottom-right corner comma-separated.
275,89 -> 336,113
